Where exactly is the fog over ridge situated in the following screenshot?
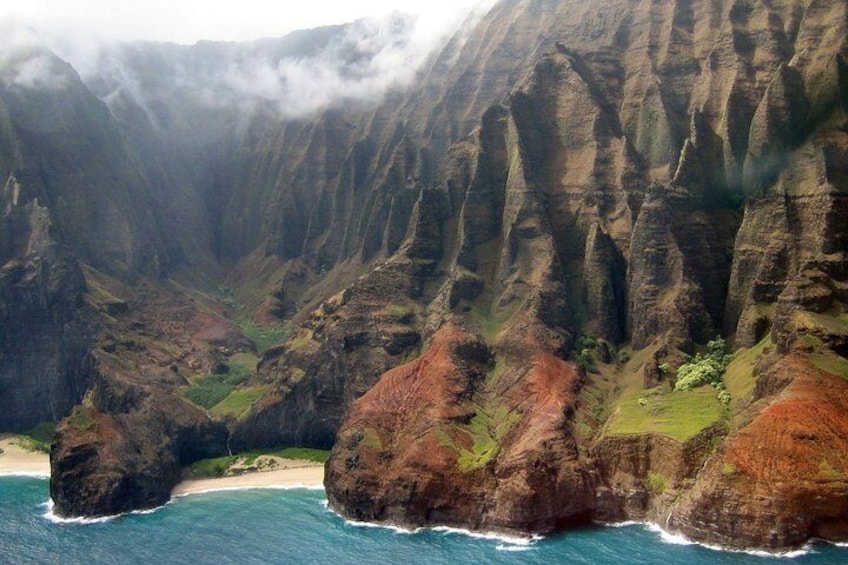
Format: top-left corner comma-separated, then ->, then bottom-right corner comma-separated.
1,2 -> 498,119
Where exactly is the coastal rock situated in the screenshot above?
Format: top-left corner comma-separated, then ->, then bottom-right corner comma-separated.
322,0 -> 848,551
325,324 -> 595,533
0,179 -> 90,430
229,258 -> 423,451
668,354 -> 848,549
50,359 -> 228,518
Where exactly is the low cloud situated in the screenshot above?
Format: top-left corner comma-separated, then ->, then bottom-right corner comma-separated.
215,12 -> 454,117
0,18 -> 69,90
1,2 -> 497,119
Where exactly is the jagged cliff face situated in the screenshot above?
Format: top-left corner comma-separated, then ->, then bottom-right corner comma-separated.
0,174 -> 89,430
320,0 -> 848,550
1,0 -> 847,551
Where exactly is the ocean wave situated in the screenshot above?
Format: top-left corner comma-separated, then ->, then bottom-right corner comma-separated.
342,518 -> 419,535
643,522 -> 813,558
602,520 -> 643,529
42,484 -> 326,525
172,483 -> 324,498
429,525 -> 541,548
41,497 -> 174,525
495,544 -> 534,552
0,471 -> 50,479
337,513 -> 540,549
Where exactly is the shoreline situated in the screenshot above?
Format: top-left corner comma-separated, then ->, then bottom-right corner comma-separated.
0,436 -> 324,494
0,437 -> 50,477
0,441 -> 842,557
172,460 -> 325,496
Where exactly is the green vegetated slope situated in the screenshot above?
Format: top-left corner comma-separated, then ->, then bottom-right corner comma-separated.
601,339 -> 763,442
186,448 -> 330,478
605,385 -> 723,442
183,353 -> 264,416
794,313 -> 848,380
723,336 -> 772,418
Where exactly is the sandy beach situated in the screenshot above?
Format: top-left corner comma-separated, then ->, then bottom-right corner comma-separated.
172,460 -> 324,496
1,436 -> 324,494
0,437 -> 50,476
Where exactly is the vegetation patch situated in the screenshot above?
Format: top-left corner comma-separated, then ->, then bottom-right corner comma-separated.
184,376 -> 237,409
794,311 -> 848,338
287,329 -> 316,352
453,401 -> 521,471
184,354 -> 258,410
18,422 -> 56,453
273,447 -> 330,463
470,302 -> 520,343
574,374 -> 617,444
810,350 -> 848,380
385,304 -> 413,321
605,385 -> 723,441
187,455 -> 233,478
186,448 -> 330,478
674,337 -> 733,408
211,385 -> 271,419
645,471 -> 668,494
68,406 -> 97,433
240,321 -> 290,353
224,353 -> 259,384
456,414 -> 501,471
724,335 -> 771,414
436,383 -> 521,472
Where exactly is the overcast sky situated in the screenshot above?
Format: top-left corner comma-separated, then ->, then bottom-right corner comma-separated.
3,0 -> 494,44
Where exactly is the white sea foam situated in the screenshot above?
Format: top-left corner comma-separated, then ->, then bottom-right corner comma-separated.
42,499 -> 120,525
602,520 -> 642,529
172,483 -> 324,498
42,484 -> 326,525
430,525 -> 541,548
495,544 -> 534,552
643,522 -> 813,558
342,518 -> 419,535
0,471 -> 50,479
41,497 -> 176,525
336,513 -> 541,549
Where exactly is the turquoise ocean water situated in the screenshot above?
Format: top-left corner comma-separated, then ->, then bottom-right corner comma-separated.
2,477 -> 847,564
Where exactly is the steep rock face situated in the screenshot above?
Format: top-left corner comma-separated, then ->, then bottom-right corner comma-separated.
46,273 -> 249,518
51,359 -> 228,517
0,50 -> 169,278
229,258 -> 423,450
323,0 -> 848,551
724,0 -> 848,347
669,353 -> 848,549
326,323 -> 594,533
591,424 -> 727,524
0,174 -> 90,430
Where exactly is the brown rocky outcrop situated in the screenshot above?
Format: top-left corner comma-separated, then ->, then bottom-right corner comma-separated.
669,353 -> 848,549
229,258 -> 424,451
50,363 -> 228,517
326,323 -> 594,533
591,424 -> 727,525
48,276 -> 243,517
0,174 -> 90,430
322,0 -> 848,552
